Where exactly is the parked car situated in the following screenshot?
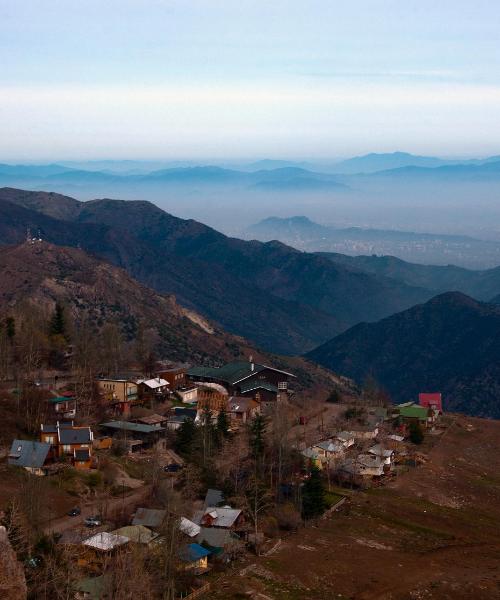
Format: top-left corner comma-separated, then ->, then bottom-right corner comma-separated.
68,507 -> 81,517
84,516 -> 102,527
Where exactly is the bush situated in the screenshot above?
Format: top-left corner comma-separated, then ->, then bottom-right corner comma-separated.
409,421 -> 424,445
275,503 -> 301,531
326,389 -> 342,403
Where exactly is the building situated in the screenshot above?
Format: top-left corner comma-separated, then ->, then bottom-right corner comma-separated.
48,394 -> 76,419
157,363 -> 189,390
40,421 -> 94,465
335,431 -> 355,448
132,508 -> 167,530
136,377 -> 169,401
8,440 -> 50,475
312,439 -> 345,464
73,448 -> 92,470
178,543 -> 211,572
112,525 -> 158,546
344,426 -> 379,440
195,507 -> 244,530
187,360 -> 295,407
419,392 -> 443,412
396,405 -> 433,427
100,421 -> 166,452
368,444 -> 395,470
95,378 -> 138,415
133,414 -> 168,428
227,397 -> 260,425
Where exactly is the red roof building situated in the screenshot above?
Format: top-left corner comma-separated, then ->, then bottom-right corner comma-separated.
418,393 -> 442,412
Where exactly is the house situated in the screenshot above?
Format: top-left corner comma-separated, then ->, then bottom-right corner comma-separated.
312,440 -> 345,464
396,405 -> 433,427
344,426 -> 379,440
340,455 -> 385,479
197,387 -> 228,416
335,431 -> 355,448
301,447 -> 322,469
95,377 -> 138,415
74,448 -> 92,470
136,377 -> 169,400
8,440 -> 50,475
133,414 -> 168,428
178,543 -> 211,572
227,397 -> 260,425
132,508 -> 167,530
157,363 -> 189,390
419,392 -> 443,412
48,394 -> 76,419
196,507 -> 243,530
82,532 -> 129,553
112,525 -> 158,545
40,421 -> 94,465
368,444 -> 395,470
176,386 -> 198,404
100,421 -> 166,452
195,527 -> 237,556
187,360 -> 295,407
179,517 -> 201,538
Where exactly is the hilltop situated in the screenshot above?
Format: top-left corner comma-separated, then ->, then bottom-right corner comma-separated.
307,292 -> 500,418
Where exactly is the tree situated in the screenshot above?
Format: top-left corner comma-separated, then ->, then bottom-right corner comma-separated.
174,418 -> 197,457
409,420 -> 424,445
302,465 -> 326,520
49,303 -> 66,338
326,389 -> 342,403
244,475 -> 273,555
217,408 -> 230,439
249,414 -> 266,461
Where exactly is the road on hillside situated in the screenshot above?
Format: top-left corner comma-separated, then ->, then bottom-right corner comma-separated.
44,485 -> 152,535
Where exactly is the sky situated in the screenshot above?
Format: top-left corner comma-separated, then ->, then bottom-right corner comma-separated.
1,0 -> 500,160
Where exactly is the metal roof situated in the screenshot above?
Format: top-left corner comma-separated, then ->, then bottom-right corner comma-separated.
196,527 -> 234,549
204,488 -> 224,508
8,439 -> 50,468
179,517 -> 201,538
100,421 -> 165,434
132,508 -> 166,528
112,525 -> 158,544
178,543 -> 211,562
59,427 -> 93,445
188,361 -> 295,386
203,507 -> 242,528
239,380 -> 278,394
82,532 -> 129,551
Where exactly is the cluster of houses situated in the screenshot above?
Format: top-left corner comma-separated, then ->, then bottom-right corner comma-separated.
302,393 -> 443,485
8,358 -> 296,474
70,488 -> 244,598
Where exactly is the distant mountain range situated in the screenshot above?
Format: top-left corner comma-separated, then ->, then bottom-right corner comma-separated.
307,292 -> 500,419
0,188 -> 434,354
246,216 -> 500,269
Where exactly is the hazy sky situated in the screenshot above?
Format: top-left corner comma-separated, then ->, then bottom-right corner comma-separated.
1,0 -> 500,160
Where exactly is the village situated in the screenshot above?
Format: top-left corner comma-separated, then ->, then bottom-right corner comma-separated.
1,352 -> 447,599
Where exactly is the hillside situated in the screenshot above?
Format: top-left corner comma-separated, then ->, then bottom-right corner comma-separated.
307,292 -> 500,418
321,252 -> 500,300
0,188 -> 432,354
0,241 -> 345,397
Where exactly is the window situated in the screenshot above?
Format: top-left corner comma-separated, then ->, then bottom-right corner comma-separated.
278,382 -> 287,390
45,435 -> 55,444
63,445 -> 71,453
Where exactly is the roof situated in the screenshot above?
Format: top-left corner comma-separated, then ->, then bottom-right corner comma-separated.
179,517 -> 201,538
8,440 -> 50,468
83,532 -> 129,551
419,393 -> 443,409
388,434 -> 405,442
173,407 -> 197,418
188,361 -> 295,386
202,507 -> 242,528
74,448 -> 90,461
49,396 -> 75,404
368,444 -> 394,458
314,440 -> 343,453
132,508 -> 166,528
179,543 -> 211,563
135,414 -> 167,426
58,426 -> 93,445
302,447 -> 319,459
204,488 -> 224,508
138,378 -> 169,390
196,527 -> 235,549
398,405 -> 430,420
100,421 -> 165,434
112,525 -> 158,544
336,431 -> 354,441
239,380 -> 278,394
73,575 -> 110,600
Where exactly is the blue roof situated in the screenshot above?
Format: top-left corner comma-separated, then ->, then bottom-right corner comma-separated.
8,440 -> 50,468
179,543 -> 211,562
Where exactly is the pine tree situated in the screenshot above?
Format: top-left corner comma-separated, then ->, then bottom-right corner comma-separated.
302,465 -> 326,520
217,408 -> 230,439
174,418 -> 197,457
249,414 -> 266,460
409,420 -> 424,445
49,303 -> 66,337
